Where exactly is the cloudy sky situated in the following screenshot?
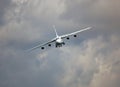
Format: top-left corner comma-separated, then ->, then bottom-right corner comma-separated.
0,0 -> 120,87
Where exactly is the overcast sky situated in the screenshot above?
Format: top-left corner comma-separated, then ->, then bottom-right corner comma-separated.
0,0 -> 120,87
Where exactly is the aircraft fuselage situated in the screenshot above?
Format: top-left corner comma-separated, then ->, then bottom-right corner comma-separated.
55,37 -> 65,47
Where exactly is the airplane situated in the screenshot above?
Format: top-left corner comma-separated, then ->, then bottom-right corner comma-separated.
28,26 -> 92,51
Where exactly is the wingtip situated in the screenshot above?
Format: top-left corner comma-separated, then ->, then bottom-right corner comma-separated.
88,27 -> 92,29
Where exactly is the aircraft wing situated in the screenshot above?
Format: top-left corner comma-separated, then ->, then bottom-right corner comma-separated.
28,38 -> 57,51
61,27 -> 92,39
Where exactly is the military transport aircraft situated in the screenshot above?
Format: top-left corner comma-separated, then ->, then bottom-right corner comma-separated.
28,26 -> 92,51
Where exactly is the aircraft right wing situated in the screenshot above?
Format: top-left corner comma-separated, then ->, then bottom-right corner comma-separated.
27,38 -> 57,51
61,27 -> 92,39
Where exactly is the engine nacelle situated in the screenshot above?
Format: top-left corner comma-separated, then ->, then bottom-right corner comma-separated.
74,35 -> 77,37
41,47 -> 44,50
48,44 -> 51,47
66,37 -> 70,40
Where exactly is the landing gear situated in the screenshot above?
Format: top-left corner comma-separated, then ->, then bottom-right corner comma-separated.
56,45 -> 62,48
63,42 -> 65,45
56,44 -> 63,48
56,45 -> 57,48
55,42 -> 65,48
56,43 -> 58,48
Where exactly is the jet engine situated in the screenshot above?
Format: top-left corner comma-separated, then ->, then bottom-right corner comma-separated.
41,47 -> 44,50
74,35 -> 77,37
66,37 -> 70,40
48,44 -> 51,47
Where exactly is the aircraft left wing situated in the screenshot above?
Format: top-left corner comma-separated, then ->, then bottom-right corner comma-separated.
28,38 -> 57,51
61,27 -> 92,39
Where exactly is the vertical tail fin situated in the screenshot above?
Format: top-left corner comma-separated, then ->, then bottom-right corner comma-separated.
53,25 -> 58,37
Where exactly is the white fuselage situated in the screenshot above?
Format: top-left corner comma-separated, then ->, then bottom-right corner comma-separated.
55,37 -> 64,47
56,37 -> 63,43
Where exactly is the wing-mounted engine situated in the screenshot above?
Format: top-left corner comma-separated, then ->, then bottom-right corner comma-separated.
74,35 -> 77,37
66,37 -> 70,40
48,44 -> 51,47
41,44 -> 52,50
41,47 -> 45,50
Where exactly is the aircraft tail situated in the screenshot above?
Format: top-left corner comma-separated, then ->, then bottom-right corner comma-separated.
53,25 -> 59,37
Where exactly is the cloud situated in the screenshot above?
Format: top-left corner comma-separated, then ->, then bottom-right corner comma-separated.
0,0 -> 12,26
61,0 -> 120,34
58,35 -> 120,87
0,0 -> 120,87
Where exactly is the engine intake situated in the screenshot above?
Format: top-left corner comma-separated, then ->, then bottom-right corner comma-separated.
74,35 -> 77,37
41,47 -> 44,50
48,44 -> 51,46
67,37 -> 70,40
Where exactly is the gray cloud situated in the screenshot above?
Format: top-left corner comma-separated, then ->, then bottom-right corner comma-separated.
0,0 -> 12,26
0,0 -> 120,87
58,36 -> 120,87
61,0 -> 120,34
